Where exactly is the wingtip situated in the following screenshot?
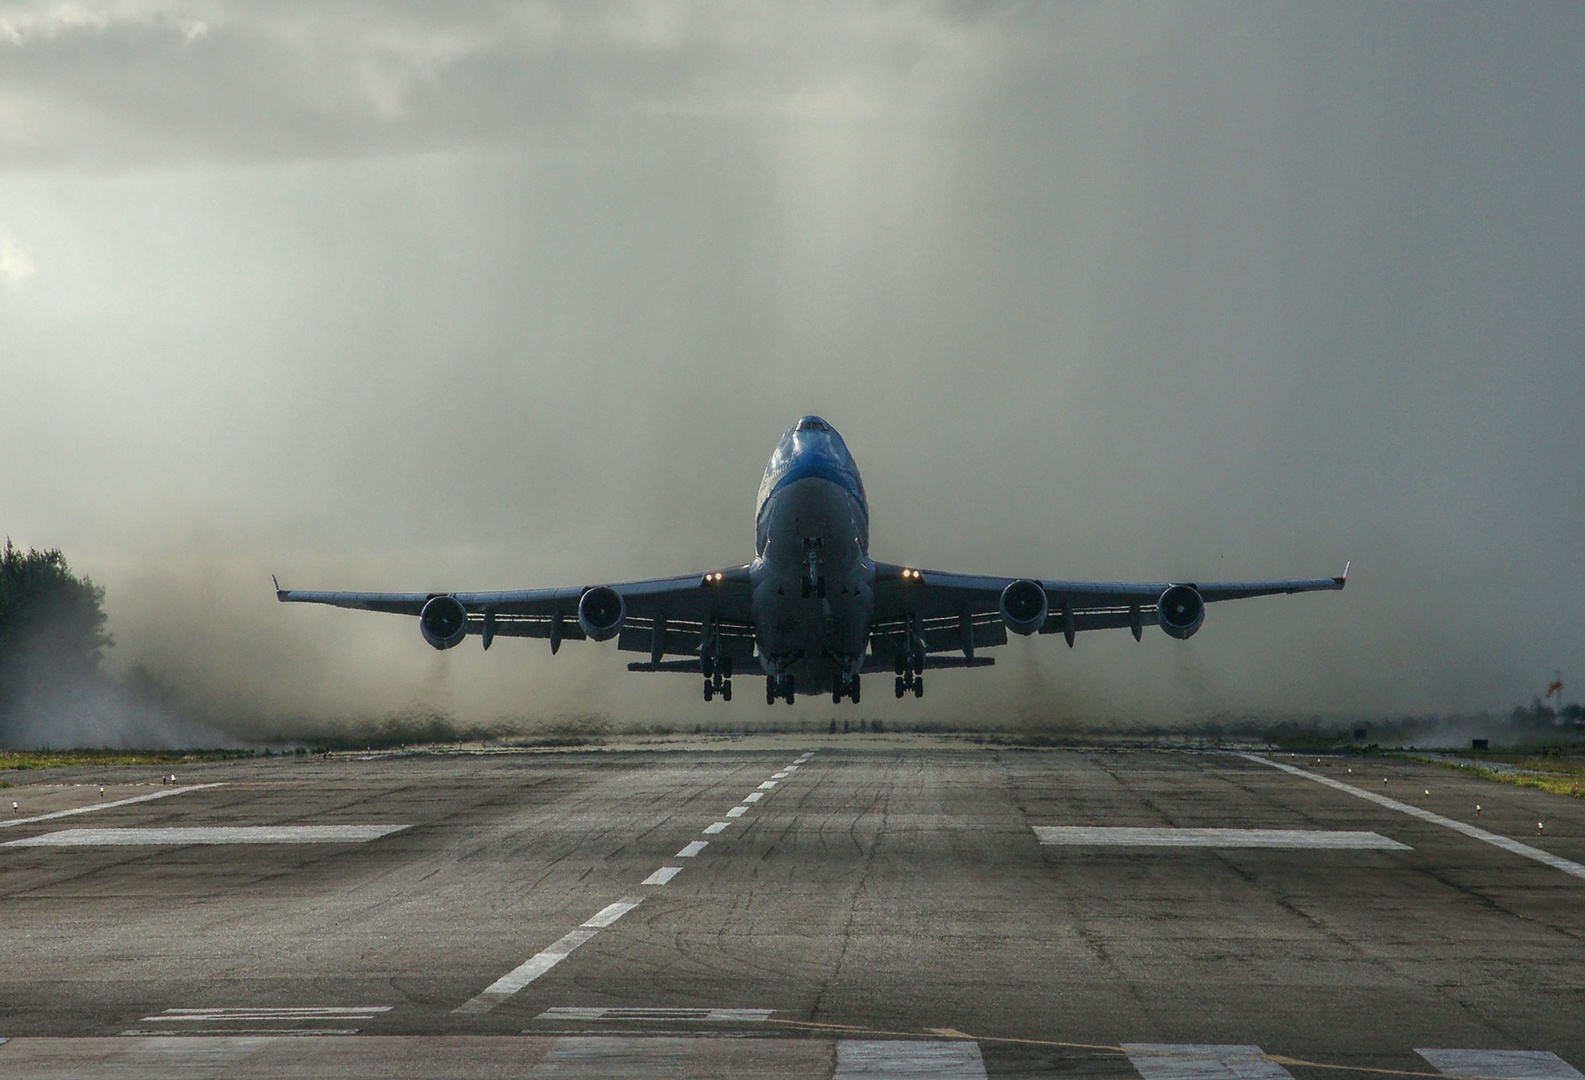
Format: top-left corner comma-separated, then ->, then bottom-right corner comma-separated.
1337,561 -> 1350,587
272,573 -> 284,601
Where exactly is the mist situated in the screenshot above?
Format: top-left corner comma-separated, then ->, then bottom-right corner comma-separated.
2,3 -> 1582,744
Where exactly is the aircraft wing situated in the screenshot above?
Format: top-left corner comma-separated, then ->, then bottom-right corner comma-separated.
868,562 -> 1347,661
274,567 -> 757,663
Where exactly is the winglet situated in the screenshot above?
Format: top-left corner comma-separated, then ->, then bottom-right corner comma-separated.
1336,561 -> 1350,587
272,574 -> 285,601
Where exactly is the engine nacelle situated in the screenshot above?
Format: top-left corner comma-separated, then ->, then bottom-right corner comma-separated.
999,579 -> 1049,636
578,585 -> 626,642
1156,584 -> 1205,640
419,595 -> 469,650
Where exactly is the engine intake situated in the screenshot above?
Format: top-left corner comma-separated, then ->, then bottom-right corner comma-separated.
419,595 -> 469,650
578,585 -> 626,642
1156,584 -> 1205,639
999,579 -> 1049,636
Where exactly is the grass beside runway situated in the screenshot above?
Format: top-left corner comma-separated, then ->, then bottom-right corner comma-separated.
1414,752 -> 1585,799
0,749 -> 252,772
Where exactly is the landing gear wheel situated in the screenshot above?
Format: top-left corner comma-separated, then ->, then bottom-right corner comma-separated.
784,676 -> 795,705
895,676 -> 905,699
704,680 -> 714,702
914,676 -> 924,699
721,680 -> 732,702
851,675 -> 860,704
767,677 -> 776,705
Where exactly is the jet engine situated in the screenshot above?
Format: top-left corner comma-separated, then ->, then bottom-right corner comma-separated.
999,579 -> 1049,636
419,595 -> 469,650
1156,584 -> 1205,639
578,585 -> 626,642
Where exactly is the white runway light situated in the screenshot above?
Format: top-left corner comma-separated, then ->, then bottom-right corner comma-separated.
1033,827 -> 1411,849
4,825 -> 407,847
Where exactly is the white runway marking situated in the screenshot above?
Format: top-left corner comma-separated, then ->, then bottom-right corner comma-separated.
835,1040 -> 988,1080
725,806 -> 747,817
536,1007 -> 773,1022
141,1006 -> 391,1023
758,781 -> 777,790
675,841 -> 708,858
453,929 -> 599,1014
1241,753 -> 1585,882
4,825 -> 407,847
743,791 -> 764,803
1034,826 -> 1410,850
581,898 -> 645,929
642,866 -> 683,885
702,821 -> 730,834
1123,1043 -> 1296,1080
0,784 -> 223,831
1417,1050 -> 1585,1080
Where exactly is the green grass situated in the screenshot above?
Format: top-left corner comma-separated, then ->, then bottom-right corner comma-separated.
0,749 -> 253,772
1420,750 -> 1585,799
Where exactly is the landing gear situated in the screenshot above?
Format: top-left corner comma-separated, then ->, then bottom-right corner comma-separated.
766,673 -> 795,705
894,675 -> 905,699
831,672 -> 861,704
703,653 -> 732,702
894,653 -> 925,699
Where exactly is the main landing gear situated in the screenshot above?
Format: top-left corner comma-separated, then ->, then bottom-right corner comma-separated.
766,673 -> 795,705
893,654 -> 924,699
831,672 -> 860,704
703,655 -> 732,702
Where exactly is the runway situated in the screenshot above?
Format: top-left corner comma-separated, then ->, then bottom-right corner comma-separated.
1,742 -> 1582,1077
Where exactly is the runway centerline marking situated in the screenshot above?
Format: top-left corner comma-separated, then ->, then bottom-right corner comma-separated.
675,840 -> 708,858
743,791 -> 764,803
1124,1043 -> 1296,1080
1034,826 -> 1410,850
1417,1050 -> 1585,1080
702,821 -> 730,834
0,784 -> 223,831
581,897 -> 645,928
4,825 -> 407,847
1240,752 -> 1585,882
642,866 -> 683,885
836,1039 -> 988,1080
535,1006 -> 774,1022
758,781 -> 778,789
725,806 -> 747,817
452,929 -> 599,1014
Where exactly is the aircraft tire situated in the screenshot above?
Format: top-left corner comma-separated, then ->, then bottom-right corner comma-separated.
894,676 -> 905,699
766,677 -> 776,705
704,681 -> 713,702
852,676 -> 860,704
721,680 -> 732,701
914,676 -> 924,698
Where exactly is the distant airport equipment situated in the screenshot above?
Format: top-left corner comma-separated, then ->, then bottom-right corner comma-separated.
275,417 -> 1347,704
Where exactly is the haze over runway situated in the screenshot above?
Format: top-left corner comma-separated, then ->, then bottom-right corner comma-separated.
2,3 -> 1584,743
1,742 -> 1583,1076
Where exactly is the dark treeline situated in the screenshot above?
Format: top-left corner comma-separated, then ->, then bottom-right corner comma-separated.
0,540 -> 112,719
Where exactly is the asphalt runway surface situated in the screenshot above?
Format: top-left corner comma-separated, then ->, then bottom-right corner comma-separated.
1,741 -> 1582,1078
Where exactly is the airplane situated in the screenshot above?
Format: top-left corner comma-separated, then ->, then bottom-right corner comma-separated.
276,416 -> 1346,705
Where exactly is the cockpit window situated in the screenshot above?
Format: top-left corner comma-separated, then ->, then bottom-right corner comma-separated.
794,416 -> 831,432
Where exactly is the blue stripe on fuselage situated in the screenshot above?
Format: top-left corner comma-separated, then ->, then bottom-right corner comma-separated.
754,420 -> 869,555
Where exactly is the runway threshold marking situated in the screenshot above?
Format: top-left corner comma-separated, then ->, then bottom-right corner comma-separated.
1240,753 -> 1585,882
4,825 -> 407,847
454,752 -> 817,1016
0,783 -> 223,830
1034,826 -> 1410,849
1124,1043 -> 1295,1080
1417,1050 -> 1585,1080
835,1039 -> 988,1080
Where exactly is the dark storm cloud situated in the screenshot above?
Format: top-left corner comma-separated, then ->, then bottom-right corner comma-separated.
1,2 -> 1582,741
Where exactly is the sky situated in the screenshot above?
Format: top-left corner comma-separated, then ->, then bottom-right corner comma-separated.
2,2 -> 1582,740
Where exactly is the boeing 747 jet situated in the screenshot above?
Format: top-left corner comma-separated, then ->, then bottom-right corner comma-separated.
277,417 -> 1345,704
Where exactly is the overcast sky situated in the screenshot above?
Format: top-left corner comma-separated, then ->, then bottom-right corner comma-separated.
2,2 -> 1582,736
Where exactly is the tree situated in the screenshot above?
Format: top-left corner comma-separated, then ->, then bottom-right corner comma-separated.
0,540 -> 113,713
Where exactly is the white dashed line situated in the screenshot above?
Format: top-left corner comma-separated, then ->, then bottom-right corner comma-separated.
1034,826 -> 1410,850
642,866 -> 683,885
536,1006 -> 774,1022
726,806 -> 747,818
581,897 -> 645,928
675,841 -> 708,858
0,784 -> 224,830
452,929 -> 599,1014
1241,752 -> 1585,882
1124,1044 -> 1296,1080
743,792 -> 764,803
1417,1050 -> 1585,1080
758,781 -> 777,790
703,821 -> 730,834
